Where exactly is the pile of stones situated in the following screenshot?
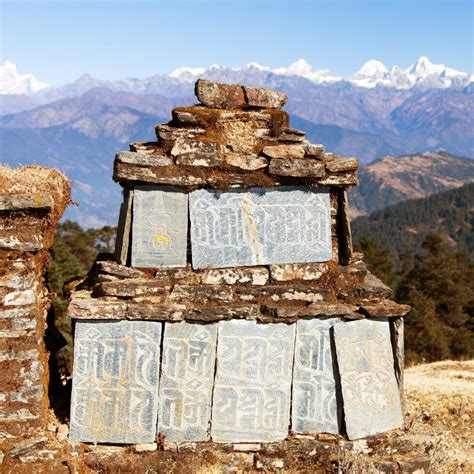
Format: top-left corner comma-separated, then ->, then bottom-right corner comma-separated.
0,166 -> 70,453
67,80 -> 409,446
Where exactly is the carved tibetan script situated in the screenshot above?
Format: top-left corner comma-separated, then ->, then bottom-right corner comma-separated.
69,321 -> 162,444
131,185 -> 188,268
211,320 -> 295,442
292,318 -> 341,434
157,322 -> 217,441
189,186 -> 332,269
334,319 -> 403,440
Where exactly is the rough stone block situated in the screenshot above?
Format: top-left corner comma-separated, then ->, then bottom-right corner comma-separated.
157,322 -> 217,441
211,320 -> 295,442
114,188 -> 133,265
190,187 -> 332,269
334,318 -> 403,440
269,158 -> 325,178
69,320 -> 162,444
131,185 -> 188,268
195,79 -> 246,109
292,318 -> 341,434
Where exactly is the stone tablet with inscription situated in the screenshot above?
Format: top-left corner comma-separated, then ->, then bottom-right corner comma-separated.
292,318 -> 341,434
189,186 -> 332,269
211,320 -> 296,442
70,320 -> 162,444
334,319 -> 403,440
157,322 -> 217,441
131,185 -> 188,268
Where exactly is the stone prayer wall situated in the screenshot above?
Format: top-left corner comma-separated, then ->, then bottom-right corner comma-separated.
0,166 -> 69,448
67,79 -> 409,447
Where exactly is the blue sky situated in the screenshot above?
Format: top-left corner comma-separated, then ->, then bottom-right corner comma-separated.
1,0 -> 472,85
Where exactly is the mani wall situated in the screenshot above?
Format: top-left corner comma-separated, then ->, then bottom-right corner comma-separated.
67,79 -> 409,447
0,167 -> 69,455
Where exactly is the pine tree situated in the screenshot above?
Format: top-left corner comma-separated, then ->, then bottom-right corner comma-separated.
397,234 -> 474,363
355,235 -> 398,290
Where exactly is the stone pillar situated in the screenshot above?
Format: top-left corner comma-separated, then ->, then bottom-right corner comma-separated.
0,166 -> 69,446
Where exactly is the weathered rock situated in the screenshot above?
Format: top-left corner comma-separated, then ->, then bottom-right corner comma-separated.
359,300 -> 410,318
391,317 -> 404,411
171,139 -> 221,159
326,157 -> 358,172
269,262 -> 328,281
113,161 -> 207,186
172,109 -> 201,125
318,172 -> 358,186
277,127 -> 305,142
70,320 -> 162,444
175,154 -> 221,167
94,279 -> 168,298
269,158 -> 325,177
131,185 -> 189,268
292,318 -> 341,434
304,144 -> 325,159
115,151 -> 173,167
236,285 -> 331,305
211,320 -> 295,442
224,152 -> 268,170
9,437 -> 48,457
262,144 -> 305,159
185,305 -> 260,322
199,267 -> 269,285
114,188 -> 133,265
264,303 -> 360,320
334,319 -> 403,440
0,194 -> 53,211
243,85 -> 287,108
156,124 -> 205,143
95,260 -> 145,280
189,187 -> 332,269
129,141 -> 161,154
68,291 -> 128,320
195,79 -> 246,109
343,272 -> 393,302
158,322 -> 217,441
170,284 -> 233,305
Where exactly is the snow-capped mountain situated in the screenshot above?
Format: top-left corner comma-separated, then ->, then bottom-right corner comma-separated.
0,61 -> 49,95
351,56 -> 472,89
167,56 -> 472,90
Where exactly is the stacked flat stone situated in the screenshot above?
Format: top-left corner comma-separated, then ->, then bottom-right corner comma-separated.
0,166 -> 70,445
68,80 -> 408,446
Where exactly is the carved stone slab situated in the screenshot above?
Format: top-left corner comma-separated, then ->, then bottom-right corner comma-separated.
334,319 -> 403,440
292,318 -> 341,434
131,185 -> 188,268
157,322 -> 217,441
211,320 -> 296,442
70,320 -> 162,444
189,186 -> 332,269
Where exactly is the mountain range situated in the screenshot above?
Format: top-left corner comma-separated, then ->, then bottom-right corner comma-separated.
0,57 -> 472,226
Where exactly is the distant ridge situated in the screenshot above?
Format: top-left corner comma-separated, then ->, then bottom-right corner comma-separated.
349,151 -> 474,216
352,182 -> 474,260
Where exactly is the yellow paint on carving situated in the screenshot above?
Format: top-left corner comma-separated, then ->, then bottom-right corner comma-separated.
154,234 -> 171,246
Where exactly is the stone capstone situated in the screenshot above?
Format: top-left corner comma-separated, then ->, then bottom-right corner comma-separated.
194,79 -> 287,109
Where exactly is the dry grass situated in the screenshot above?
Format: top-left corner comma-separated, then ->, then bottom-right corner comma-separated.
403,360 -> 474,472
